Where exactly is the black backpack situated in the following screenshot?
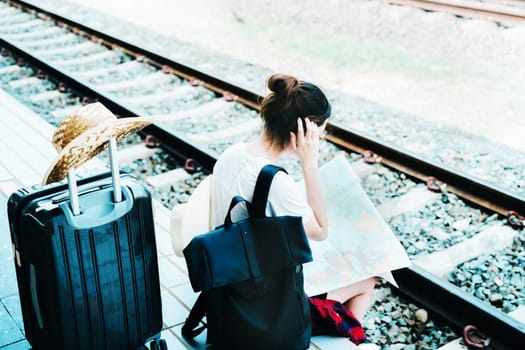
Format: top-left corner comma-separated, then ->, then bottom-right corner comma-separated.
182,165 -> 313,349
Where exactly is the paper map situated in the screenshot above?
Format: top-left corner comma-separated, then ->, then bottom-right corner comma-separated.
299,155 -> 411,296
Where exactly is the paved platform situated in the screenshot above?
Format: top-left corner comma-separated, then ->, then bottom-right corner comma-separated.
0,89 -> 355,349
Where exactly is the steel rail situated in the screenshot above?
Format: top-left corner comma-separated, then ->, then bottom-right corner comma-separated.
2,1 -> 525,347
389,0 -> 525,26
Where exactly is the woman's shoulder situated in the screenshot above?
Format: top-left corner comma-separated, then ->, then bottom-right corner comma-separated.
270,169 -> 296,189
214,143 -> 260,177
214,143 -> 247,167
217,142 -> 274,168
221,142 -> 245,156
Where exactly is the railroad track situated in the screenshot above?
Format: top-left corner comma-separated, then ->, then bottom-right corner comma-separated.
0,0 -> 524,348
389,0 -> 525,26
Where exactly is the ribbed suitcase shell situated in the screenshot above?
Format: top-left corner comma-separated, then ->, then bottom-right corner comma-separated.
7,173 -> 162,350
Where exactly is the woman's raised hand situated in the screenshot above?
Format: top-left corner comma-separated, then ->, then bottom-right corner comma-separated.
290,117 -> 320,168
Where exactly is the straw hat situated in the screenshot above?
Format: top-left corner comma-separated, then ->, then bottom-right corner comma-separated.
42,102 -> 151,185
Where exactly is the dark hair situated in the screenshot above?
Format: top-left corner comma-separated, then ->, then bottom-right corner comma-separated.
260,74 -> 331,149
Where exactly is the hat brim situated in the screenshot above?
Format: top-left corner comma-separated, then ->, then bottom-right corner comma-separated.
42,117 -> 151,185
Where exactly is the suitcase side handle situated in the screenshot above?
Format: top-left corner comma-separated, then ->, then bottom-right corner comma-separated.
30,264 -> 44,329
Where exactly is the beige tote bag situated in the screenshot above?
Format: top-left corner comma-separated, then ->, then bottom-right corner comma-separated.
170,175 -> 213,257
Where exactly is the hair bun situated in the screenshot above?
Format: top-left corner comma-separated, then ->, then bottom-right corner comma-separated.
267,74 -> 300,96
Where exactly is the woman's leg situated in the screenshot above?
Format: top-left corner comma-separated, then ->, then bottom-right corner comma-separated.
326,277 -> 376,321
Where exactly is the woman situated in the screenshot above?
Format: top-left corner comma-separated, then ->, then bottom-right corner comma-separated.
211,73 -> 375,336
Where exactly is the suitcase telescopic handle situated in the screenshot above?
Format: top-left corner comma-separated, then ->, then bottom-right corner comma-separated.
109,138 -> 122,203
67,169 -> 81,215
67,137 -> 122,216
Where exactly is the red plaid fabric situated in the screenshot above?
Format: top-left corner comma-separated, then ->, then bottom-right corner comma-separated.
308,296 -> 366,344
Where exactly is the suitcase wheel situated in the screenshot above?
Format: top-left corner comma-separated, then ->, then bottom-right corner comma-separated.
149,339 -> 167,350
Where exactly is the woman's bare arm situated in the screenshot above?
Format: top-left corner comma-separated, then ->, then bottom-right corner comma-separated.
290,118 -> 328,241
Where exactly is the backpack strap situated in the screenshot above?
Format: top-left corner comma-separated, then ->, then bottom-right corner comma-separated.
181,293 -> 207,339
251,165 -> 287,218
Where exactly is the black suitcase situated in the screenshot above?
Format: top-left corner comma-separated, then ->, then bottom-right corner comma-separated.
7,142 -> 165,350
